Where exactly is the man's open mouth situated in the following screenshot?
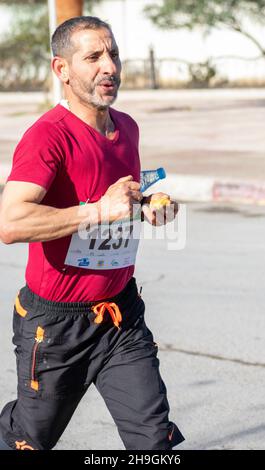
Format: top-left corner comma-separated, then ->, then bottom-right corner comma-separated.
98,81 -> 116,91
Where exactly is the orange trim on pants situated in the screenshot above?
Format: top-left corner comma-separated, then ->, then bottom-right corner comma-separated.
92,302 -> 122,329
15,440 -> 34,450
15,295 -> 27,318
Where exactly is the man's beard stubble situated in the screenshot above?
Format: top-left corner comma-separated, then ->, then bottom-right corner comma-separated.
69,73 -> 121,110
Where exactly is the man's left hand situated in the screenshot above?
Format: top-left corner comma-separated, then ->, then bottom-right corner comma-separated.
141,192 -> 179,226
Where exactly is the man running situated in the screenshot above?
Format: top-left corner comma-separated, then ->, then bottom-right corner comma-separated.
0,16 -> 184,450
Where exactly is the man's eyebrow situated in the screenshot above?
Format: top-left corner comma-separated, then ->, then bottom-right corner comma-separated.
83,47 -> 119,57
83,50 -> 103,56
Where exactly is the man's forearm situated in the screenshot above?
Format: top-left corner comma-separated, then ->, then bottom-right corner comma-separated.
0,202 -> 99,243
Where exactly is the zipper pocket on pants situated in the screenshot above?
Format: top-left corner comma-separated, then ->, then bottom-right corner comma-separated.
31,326 -> 44,391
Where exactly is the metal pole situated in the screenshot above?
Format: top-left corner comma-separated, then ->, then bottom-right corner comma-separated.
149,45 -> 158,90
48,0 -> 62,105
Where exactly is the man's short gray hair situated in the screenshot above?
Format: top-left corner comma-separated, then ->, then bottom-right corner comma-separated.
51,16 -> 112,59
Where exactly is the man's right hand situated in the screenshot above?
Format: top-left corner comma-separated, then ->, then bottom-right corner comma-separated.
98,175 -> 143,223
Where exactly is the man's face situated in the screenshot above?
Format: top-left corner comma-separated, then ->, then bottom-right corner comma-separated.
67,27 -> 121,109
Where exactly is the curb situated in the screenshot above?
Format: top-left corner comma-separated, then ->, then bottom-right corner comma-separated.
146,173 -> 265,206
1,165 -> 265,206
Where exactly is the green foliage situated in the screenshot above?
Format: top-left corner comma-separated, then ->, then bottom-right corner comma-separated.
145,0 -> 265,55
145,0 -> 265,29
144,0 -> 178,29
188,59 -> 217,87
0,0 -> 99,91
0,0 -> 45,4
0,5 -> 50,90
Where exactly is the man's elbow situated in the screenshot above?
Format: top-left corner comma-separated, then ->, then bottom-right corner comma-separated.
0,220 -> 17,244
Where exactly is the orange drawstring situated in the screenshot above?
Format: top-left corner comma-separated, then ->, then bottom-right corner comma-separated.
92,302 -> 122,329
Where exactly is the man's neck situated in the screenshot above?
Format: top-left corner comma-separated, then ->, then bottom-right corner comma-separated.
62,97 -> 114,137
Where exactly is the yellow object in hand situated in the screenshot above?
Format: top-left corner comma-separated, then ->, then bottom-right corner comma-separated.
150,195 -> 171,210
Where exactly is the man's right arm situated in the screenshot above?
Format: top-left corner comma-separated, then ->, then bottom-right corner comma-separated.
0,176 -> 142,244
0,181 -> 99,244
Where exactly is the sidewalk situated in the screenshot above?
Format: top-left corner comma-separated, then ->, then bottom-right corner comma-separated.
1,89 -> 265,204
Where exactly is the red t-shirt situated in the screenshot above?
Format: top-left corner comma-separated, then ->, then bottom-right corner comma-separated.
7,104 -> 141,301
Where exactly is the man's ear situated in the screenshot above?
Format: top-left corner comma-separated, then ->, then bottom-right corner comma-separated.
51,57 -> 69,83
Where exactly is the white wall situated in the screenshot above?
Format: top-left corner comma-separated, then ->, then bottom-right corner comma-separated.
1,0 -> 265,82
89,0 -> 265,82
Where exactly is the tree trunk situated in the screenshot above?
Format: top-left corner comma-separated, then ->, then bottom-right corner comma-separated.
56,0 -> 84,26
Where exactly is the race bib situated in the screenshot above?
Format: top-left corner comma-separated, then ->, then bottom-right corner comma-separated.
64,215 -> 141,270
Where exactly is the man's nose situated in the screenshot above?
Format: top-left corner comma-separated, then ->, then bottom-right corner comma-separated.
101,54 -> 118,75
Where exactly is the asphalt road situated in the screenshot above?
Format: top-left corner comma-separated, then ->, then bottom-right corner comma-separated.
0,202 -> 264,449
1,89 -> 265,182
